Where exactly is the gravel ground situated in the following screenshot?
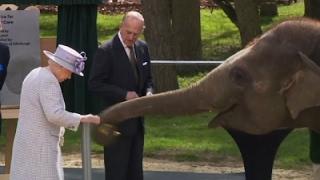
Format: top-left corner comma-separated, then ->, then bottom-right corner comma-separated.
62,153 -> 312,180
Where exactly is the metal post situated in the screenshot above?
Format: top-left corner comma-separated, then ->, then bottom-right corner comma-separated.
151,60 -> 223,65
81,123 -> 92,180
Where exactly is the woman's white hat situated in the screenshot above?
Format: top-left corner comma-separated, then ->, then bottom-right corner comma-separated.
43,44 -> 87,76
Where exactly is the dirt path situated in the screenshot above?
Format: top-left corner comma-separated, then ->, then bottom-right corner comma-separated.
62,153 -> 312,180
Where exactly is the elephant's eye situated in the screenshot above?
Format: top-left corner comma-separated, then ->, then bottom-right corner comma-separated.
230,67 -> 251,86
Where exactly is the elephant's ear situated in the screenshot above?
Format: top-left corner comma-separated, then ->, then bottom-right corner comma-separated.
284,52 -> 320,119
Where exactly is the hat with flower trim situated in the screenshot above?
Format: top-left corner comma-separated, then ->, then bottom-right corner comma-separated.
43,44 -> 86,76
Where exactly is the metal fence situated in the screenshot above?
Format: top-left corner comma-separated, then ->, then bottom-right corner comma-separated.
81,60 -> 224,180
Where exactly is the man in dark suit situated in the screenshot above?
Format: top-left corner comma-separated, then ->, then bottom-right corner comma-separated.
0,42 -> 10,134
89,11 -> 153,180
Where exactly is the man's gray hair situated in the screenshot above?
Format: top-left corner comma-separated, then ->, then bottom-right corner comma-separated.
122,11 -> 144,23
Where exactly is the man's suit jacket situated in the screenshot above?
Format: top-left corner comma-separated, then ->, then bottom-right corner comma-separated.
0,43 -> 10,134
89,34 -> 153,136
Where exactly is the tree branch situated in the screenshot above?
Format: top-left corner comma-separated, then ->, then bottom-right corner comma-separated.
212,0 -> 238,27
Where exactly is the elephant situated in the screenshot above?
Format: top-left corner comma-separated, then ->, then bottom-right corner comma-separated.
95,18 -> 320,141
93,18 -> 320,179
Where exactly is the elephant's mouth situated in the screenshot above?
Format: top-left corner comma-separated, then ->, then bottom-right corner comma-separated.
208,103 -> 238,128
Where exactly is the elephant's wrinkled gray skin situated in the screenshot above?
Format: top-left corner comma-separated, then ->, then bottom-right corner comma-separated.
97,19 -> 320,143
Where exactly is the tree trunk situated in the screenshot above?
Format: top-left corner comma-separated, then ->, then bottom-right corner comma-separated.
304,0 -> 310,16
172,0 -> 201,60
142,0 -> 202,92
141,0 -> 179,92
260,2 -> 278,17
172,0 -> 202,73
214,0 -> 262,46
234,0 -> 262,47
304,0 -> 320,18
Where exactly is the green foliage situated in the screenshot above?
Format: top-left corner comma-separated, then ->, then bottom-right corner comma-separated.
0,128 -> 6,153
276,129 -> 311,168
38,2 -> 304,61
200,2 -> 305,60
32,2 -> 313,168
201,9 -> 240,60
178,71 -> 207,88
39,14 -> 57,36
96,13 -> 122,44
260,2 -> 305,31
144,113 -> 241,163
143,115 -> 311,168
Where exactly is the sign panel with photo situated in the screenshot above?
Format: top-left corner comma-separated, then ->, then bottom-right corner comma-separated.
0,10 -> 40,105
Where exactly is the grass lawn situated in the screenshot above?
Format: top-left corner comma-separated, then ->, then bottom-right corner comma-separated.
1,2 -> 312,169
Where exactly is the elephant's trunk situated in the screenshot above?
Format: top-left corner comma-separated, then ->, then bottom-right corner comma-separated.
99,57 -> 241,126
99,85 -> 216,124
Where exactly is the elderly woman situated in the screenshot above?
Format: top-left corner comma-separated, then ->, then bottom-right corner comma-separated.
10,45 -> 100,180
